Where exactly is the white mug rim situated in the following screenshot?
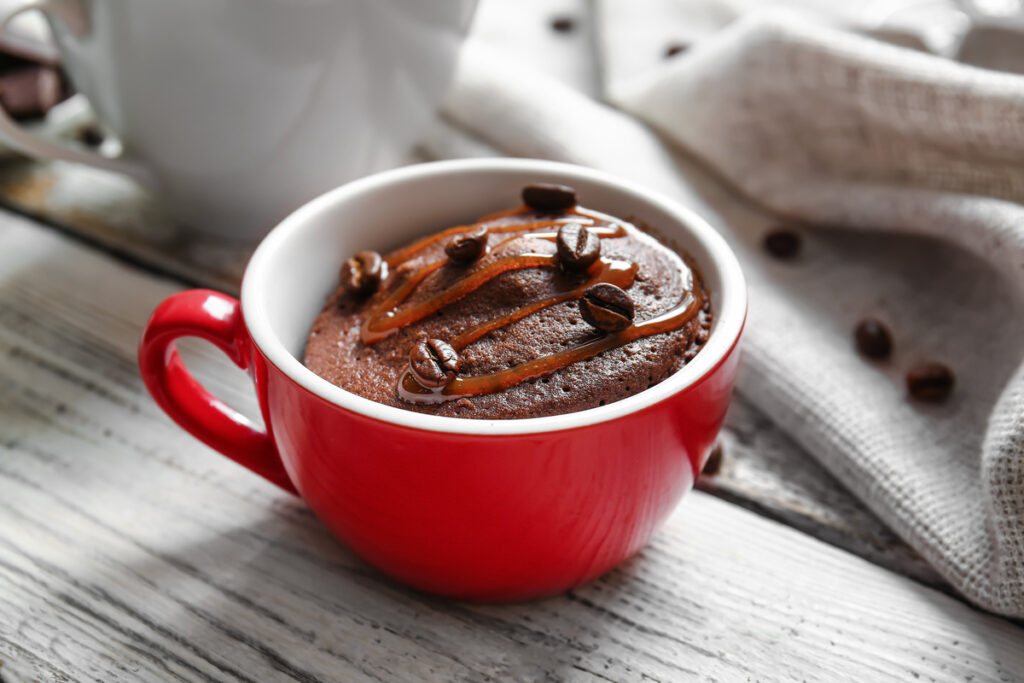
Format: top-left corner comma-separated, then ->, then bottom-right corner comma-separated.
241,158 -> 747,436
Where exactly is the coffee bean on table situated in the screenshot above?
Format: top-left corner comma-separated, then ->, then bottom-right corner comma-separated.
340,250 -> 383,296
762,229 -> 801,260
77,125 -> 105,147
522,183 -> 577,212
410,338 -> 460,388
664,42 -> 688,58
854,318 -> 892,360
702,443 -> 724,476
551,16 -> 575,33
445,226 -> 488,263
906,361 -> 954,403
557,222 -> 600,271
579,283 -> 635,332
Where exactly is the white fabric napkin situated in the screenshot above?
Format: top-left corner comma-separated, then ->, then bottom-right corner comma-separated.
426,1 -> 1024,617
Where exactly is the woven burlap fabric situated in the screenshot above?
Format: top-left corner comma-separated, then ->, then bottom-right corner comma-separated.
428,8 -> 1024,616
607,12 -> 1024,617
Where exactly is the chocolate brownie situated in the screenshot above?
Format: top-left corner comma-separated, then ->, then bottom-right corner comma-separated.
304,183 -> 712,419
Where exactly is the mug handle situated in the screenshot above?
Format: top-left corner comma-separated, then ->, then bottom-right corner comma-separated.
138,289 -> 298,494
0,0 -> 154,186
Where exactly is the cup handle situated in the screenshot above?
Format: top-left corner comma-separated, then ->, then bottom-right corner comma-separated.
0,0 -> 155,186
138,289 -> 298,494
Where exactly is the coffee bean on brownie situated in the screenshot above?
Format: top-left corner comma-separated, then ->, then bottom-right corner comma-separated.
579,283 -> 634,332
410,338 -> 460,388
340,250 -> 383,296
665,42 -> 688,58
763,229 -> 801,260
854,318 -> 892,360
522,183 -> 577,212
445,226 -> 488,263
551,16 -> 575,33
557,222 -> 600,271
906,362 -> 954,403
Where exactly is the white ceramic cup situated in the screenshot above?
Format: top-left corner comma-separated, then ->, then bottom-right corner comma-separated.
0,0 -> 478,241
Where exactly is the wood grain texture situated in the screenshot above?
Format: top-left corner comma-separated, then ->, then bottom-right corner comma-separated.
1,207 -> 1022,683
702,396 -> 948,591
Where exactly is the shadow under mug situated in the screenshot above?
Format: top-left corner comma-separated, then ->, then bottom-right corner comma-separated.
138,159 -> 747,601
0,0 -> 478,241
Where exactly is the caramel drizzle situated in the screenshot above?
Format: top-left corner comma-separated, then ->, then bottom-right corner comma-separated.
382,207 -> 586,267
361,209 -> 626,344
399,290 -> 703,404
450,257 -> 637,349
355,205 -> 704,405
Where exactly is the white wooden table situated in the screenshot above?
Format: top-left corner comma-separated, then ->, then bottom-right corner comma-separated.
2,204 -> 1023,682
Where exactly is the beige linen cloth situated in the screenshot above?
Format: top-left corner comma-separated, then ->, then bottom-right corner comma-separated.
426,3 -> 1024,616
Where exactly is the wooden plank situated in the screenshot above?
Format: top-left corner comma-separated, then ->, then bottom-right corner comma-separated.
1,210 -> 1021,682
701,396 -> 947,591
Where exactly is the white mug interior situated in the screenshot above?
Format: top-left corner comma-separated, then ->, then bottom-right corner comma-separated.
242,158 -> 746,435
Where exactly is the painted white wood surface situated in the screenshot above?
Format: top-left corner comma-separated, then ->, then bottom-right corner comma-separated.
1,206 -> 1022,682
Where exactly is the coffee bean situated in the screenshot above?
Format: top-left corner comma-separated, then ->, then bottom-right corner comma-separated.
0,65 -> 62,120
340,250 -> 383,296
665,42 -> 688,58
579,283 -> 635,332
556,222 -> 600,271
855,318 -> 892,360
77,125 -> 104,147
702,443 -> 724,476
763,229 -> 801,260
551,16 -> 575,33
522,183 -> 577,212
445,226 -> 488,263
409,338 -> 460,388
906,362 -> 954,403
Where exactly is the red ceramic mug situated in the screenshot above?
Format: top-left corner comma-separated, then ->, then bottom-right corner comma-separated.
139,159 -> 747,601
